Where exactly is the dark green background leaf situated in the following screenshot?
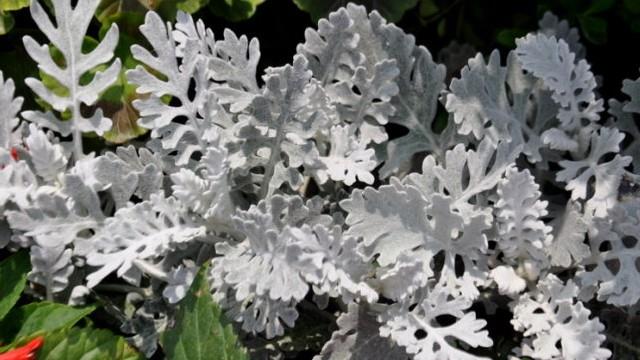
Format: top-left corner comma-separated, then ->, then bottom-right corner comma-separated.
0,251 -> 30,321
292,0 -> 419,23
209,0 -> 264,22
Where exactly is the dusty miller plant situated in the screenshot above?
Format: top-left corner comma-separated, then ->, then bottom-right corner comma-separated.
1,1 -> 639,359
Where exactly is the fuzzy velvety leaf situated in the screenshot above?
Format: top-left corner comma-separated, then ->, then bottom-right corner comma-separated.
515,33 -> 603,133
578,201 -> 640,306
161,265 -> 248,360
495,168 -> 552,269
127,10 -> 227,166
315,303 -> 407,360
0,70 -> 22,149
379,285 -> 493,360
85,194 -> 205,288
556,127 -> 631,217
511,274 -> 611,360
21,0 -> 121,159
342,179 -> 490,299
445,51 -> 555,163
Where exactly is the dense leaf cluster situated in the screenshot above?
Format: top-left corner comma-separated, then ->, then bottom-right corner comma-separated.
1,1 -> 640,359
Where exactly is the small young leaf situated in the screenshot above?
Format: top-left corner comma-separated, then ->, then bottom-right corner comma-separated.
161,265 -> 248,360
0,251 -> 30,321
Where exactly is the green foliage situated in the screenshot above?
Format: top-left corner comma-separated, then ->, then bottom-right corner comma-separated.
0,302 -> 96,348
37,326 -> 143,360
99,75 -> 147,144
96,11 -> 148,144
496,28 -> 528,47
293,0 -> 418,22
0,253 -> 143,358
32,17 -> 145,143
536,0 -> 617,45
157,0 -> 210,19
575,0 -> 614,44
97,0 -> 210,22
95,0 -> 151,24
161,265 -> 249,360
0,252 -> 30,321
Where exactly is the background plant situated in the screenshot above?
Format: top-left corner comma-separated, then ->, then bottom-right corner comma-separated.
1,0 -> 640,359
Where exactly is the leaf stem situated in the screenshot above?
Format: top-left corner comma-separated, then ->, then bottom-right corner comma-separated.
94,283 -> 149,296
259,108 -> 290,199
132,259 -> 169,282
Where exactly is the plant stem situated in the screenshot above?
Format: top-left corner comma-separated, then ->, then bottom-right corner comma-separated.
72,120 -> 83,160
259,112 -> 288,199
607,334 -> 640,355
94,283 -> 148,296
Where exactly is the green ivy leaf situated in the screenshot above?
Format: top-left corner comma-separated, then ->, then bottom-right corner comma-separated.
293,0 -> 419,23
157,0 -> 209,19
0,302 -> 96,349
0,251 -> 30,321
419,0 -> 438,19
95,11 -> 147,143
583,0 -> 615,15
624,0 -> 640,14
209,0 -> 264,22
100,90 -> 147,144
98,11 -> 145,61
496,28 -> 528,47
95,0 -> 152,25
37,326 -> 142,360
161,265 -> 248,360
96,0 -> 206,23
578,14 -> 608,44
